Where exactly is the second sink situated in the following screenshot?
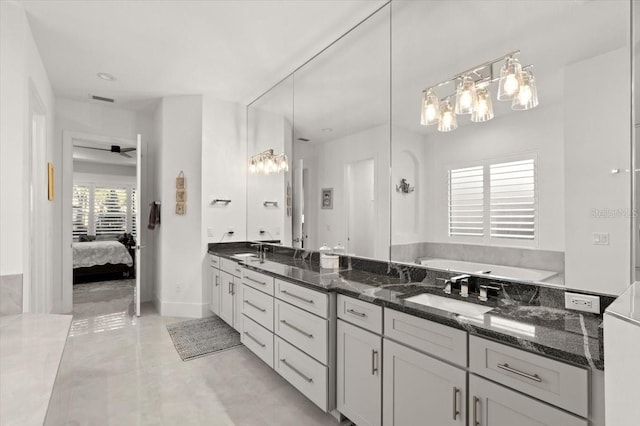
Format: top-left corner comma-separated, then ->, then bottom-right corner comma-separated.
404,293 -> 493,317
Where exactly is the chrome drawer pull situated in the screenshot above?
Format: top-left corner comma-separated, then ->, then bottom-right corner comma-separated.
473,396 -> 480,426
280,320 -> 313,338
347,308 -> 366,318
371,350 -> 378,375
452,387 -> 460,420
215,276 -> 219,286
497,363 -> 542,382
246,276 -> 267,286
243,331 -> 266,347
244,300 -> 266,312
280,358 -> 313,383
281,290 -> 314,304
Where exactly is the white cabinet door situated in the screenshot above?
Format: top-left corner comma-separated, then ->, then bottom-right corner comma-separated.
468,375 -> 588,426
210,267 -> 221,315
383,339 -> 466,426
219,271 -> 234,327
337,320 -> 381,426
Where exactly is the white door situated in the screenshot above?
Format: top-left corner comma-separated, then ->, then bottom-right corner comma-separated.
468,375 -> 587,426
135,134 -> 142,316
337,320 -> 381,426
383,339 -> 466,426
346,158 -> 375,257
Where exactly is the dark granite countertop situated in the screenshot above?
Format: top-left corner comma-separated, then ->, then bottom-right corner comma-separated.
209,245 -> 604,370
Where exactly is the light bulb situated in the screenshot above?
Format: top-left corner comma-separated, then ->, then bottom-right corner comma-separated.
455,76 -> 477,115
421,89 -> 440,125
471,87 -> 494,122
257,159 -> 264,173
512,69 -> 539,111
497,56 -> 523,101
249,160 -> 256,174
437,99 -> 457,132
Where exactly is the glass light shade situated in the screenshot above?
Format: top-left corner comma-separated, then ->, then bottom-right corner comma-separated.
471,88 -> 494,122
497,57 -> 523,101
421,89 -> 440,125
437,99 -> 457,132
455,76 -> 477,114
279,154 -> 289,172
512,69 -> 539,111
249,158 -> 257,174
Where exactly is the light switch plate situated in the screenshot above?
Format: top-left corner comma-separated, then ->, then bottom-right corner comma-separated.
207,227 -> 214,237
564,292 -> 600,314
593,232 -> 609,245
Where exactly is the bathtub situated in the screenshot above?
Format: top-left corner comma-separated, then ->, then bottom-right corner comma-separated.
419,258 -> 557,283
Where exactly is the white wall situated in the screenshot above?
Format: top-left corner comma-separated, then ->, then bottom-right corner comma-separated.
246,108 -> 290,242
154,96 -> 205,317
565,48 -> 631,296
422,103 -> 565,251
57,98 -> 156,307
73,161 -> 136,177
0,1 -> 56,312
301,125 -> 390,258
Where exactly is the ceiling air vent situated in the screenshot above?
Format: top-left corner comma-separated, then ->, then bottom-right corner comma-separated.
90,94 -> 115,103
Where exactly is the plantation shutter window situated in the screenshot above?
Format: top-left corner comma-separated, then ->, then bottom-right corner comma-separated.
490,159 -> 536,240
94,186 -> 128,236
72,185 -> 90,238
131,188 -> 137,238
448,165 -> 485,237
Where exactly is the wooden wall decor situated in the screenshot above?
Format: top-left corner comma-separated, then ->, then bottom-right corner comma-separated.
176,170 -> 186,215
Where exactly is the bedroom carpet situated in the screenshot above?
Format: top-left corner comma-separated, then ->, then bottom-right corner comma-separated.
72,279 -> 135,320
166,315 -> 243,361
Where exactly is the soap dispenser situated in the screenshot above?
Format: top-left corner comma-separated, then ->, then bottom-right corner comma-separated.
319,242 -> 339,269
333,242 -> 345,254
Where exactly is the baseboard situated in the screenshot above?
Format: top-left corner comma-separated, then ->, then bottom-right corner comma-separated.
156,299 -> 210,318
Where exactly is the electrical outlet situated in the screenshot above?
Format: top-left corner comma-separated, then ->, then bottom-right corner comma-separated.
593,232 -> 609,245
275,227 -> 281,236
564,292 -> 600,314
207,227 -> 214,237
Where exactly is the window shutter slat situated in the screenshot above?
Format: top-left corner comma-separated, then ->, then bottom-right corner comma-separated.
94,187 -> 128,236
72,185 -> 90,239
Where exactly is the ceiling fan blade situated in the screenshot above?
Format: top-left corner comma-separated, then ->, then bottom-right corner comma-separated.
120,147 -> 136,152
75,145 -> 109,152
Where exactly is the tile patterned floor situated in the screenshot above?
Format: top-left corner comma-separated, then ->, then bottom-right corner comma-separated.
45,282 -> 337,425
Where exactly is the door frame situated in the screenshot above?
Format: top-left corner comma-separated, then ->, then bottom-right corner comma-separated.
61,130 -> 138,313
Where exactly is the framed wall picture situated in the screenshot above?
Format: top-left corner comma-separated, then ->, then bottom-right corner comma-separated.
176,190 -> 186,203
47,162 -> 54,201
176,202 -> 186,215
321,188 -> 333,209
176,171 -> 185,190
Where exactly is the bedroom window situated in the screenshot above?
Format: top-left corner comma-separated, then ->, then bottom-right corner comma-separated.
73,183 -> 137,239
448,158 -> 536,242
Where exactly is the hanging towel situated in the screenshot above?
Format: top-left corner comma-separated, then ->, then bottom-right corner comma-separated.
148,202 -> 161,230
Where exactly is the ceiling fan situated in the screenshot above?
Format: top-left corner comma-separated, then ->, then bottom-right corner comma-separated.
75,144 -> 136,158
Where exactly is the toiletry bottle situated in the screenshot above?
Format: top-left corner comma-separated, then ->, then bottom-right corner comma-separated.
333,242 -> 345,254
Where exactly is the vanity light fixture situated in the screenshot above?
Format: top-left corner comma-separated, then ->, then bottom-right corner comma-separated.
249,149 -> 289,175
420,51 -> 538,132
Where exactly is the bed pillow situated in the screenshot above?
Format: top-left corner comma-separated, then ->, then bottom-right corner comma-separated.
78,235 -> 97,242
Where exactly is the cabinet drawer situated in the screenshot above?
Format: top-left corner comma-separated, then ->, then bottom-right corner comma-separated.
337,294 -> 382,334
384,308 -> 467,367
220,257 -> 242,277
275,299 -> 328,364
275,279 -> 328,318
209,254 -> 220,268
241,268 -> 275,295
275,336 -> 328,412
469,335 -> 589,417
469,375 -> 588,426
241,284 -> 274,331
242,316 -> 274,368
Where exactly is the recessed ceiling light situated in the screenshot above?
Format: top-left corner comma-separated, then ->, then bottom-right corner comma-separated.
322,128 -> 333,133
97,72 -> 116,82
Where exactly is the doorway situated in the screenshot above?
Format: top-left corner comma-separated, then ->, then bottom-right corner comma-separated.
62,132 -> 143,317
346,158 -> 376,258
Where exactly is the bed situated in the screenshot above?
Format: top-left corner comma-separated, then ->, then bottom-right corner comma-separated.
73,240 -> 135,284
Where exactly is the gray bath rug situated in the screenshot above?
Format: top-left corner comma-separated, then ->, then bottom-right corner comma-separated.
166,315 -> 242,361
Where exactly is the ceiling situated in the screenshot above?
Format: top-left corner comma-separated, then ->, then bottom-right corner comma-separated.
21,0 -> 387,110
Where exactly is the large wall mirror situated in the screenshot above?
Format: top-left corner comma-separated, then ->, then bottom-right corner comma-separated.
247,0 -> 633,296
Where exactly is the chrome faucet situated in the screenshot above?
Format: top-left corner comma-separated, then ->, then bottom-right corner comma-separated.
479,284 -> 501,302
451,274 -> 470,298
251,243 -> 266,263
437,278 -> 452,294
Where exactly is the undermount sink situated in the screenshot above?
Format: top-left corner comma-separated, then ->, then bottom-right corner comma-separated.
232,253 -> 257,259
404,293 -> 493,317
